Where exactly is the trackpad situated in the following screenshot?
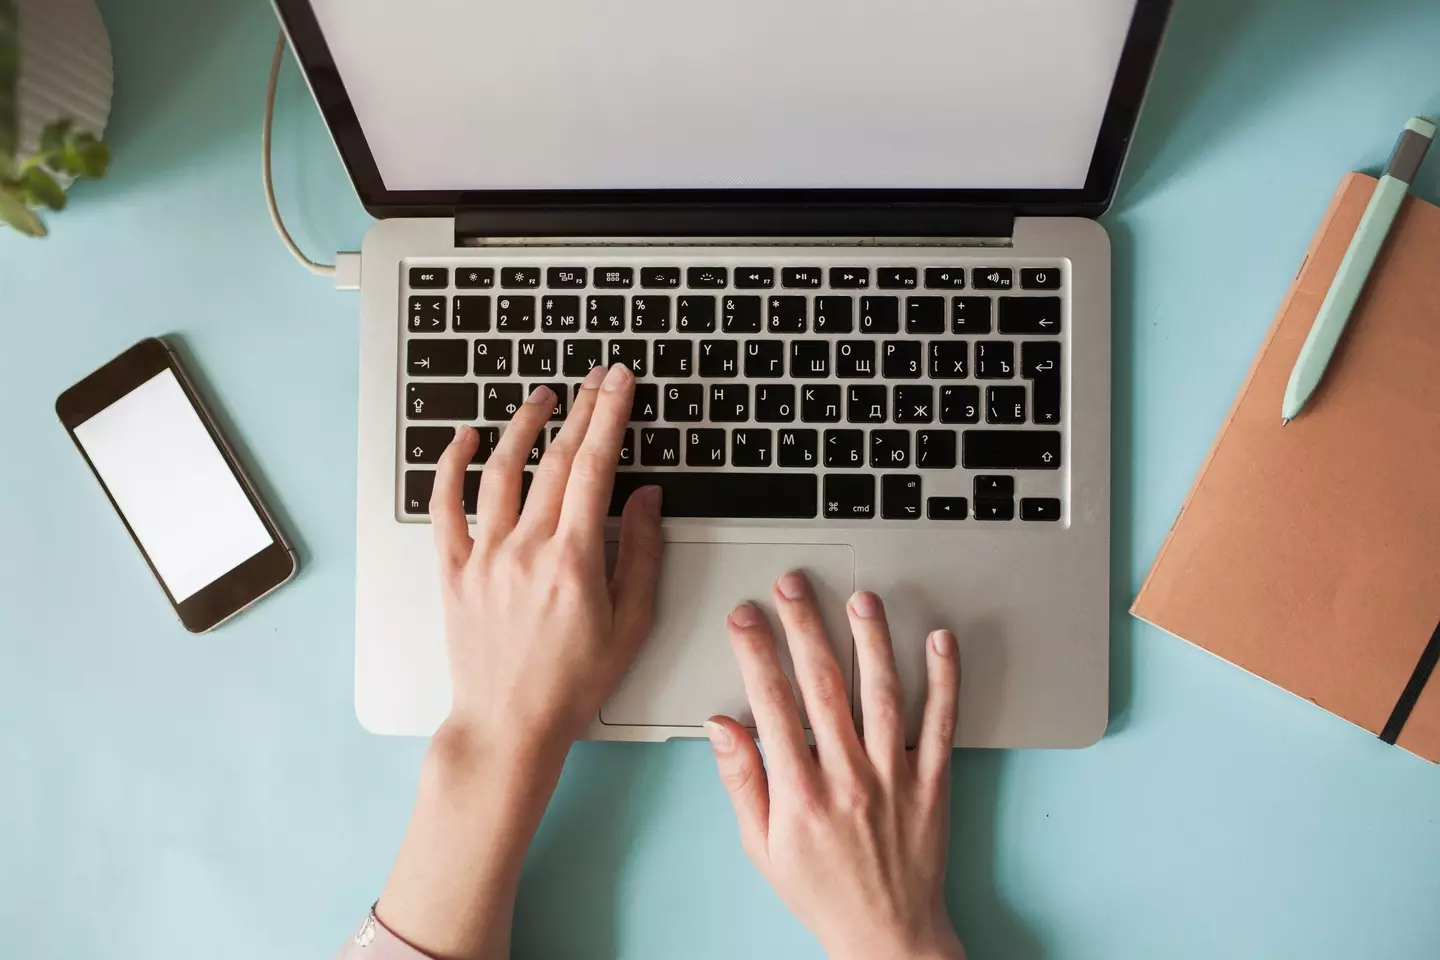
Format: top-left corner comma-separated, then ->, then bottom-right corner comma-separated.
600,542 -> 856,729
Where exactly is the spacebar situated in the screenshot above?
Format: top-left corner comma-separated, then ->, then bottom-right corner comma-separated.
608,472 -> 818,519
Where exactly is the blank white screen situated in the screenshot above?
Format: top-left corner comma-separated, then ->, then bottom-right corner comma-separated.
309,0 -> 1138,192
73,370 -> 274,603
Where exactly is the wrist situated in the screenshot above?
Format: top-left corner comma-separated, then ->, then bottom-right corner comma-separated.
430,714 -> 571,789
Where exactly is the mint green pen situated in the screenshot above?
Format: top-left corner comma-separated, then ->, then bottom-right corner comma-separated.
1282,116 -> 1436,423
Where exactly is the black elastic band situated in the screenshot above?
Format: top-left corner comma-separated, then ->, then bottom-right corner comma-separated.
1380,619 -> 1440,745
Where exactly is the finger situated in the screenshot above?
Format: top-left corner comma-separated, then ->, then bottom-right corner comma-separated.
847,590 -> 906,775
609,485 -> 664,649
915,630 -> 961,791
474,385 -> 552,541
705,715 -> 770,863
726,601 -> 816,791
517,365 -> 606,537
429,425 -> 479,574
559,363 -> 634,539
772,571 -> 865,768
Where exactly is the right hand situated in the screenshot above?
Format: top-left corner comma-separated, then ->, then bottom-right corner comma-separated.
705,572 -> 964,960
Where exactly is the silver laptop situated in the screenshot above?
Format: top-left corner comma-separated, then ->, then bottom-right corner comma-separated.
275,0 -> 1170,746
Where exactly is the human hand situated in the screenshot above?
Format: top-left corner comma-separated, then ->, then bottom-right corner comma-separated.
706,573 -> 964,960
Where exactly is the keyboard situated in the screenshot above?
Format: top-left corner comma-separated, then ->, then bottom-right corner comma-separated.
398,256 -> 1066,523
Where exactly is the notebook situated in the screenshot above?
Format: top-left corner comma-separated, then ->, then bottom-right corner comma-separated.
1132,172 -> 1440,763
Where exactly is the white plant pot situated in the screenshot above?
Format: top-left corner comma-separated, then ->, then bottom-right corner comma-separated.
15,0 -> 113,181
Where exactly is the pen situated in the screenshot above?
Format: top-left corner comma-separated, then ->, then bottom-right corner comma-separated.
1281,116 -> 1436,423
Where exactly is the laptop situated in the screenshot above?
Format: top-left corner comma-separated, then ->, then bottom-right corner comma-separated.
274,0 -> 1171,746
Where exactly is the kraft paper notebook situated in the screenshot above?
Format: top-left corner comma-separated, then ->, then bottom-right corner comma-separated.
1132,172 -> 1440,763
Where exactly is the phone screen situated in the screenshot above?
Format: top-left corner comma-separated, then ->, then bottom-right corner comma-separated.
71,368 -> 276,602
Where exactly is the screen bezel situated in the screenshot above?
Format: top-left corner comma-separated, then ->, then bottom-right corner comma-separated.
56,338 -> 297,633
272,0 -> 1172,227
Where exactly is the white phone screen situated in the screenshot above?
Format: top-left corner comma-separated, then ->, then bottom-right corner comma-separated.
72,369 -> 275,602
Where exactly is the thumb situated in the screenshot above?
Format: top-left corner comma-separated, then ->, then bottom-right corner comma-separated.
705,716 -> 770,864
610,484 -> 664,647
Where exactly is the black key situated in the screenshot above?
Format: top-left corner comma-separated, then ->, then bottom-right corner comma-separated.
814,297 -> 854,333
608,471 -> 818,519
974,498 -> 1015,521
652,340 -> 693,377
619,428 -> 636,466
881,474 -> 922,519
541,295 -> 582,333
686,428 -> 727,466
878,267 -> 918,289
408,339 -> 468,376
801,384 -> 842,422
1022,341 -> 1062,425
640,427 -> 681,466
453,296 -> 490,332
940,385 -> 980,424
630,383 -> 660,422
586,295 -> 626,333
906,297 -> 945,334
594,267 -> 634,289
699,339 -> 739,378
846,385 -> 887,424
962,430 -> 1062,469
473,339 -> 514,376
607,339 -> 647,376
894,385 -> 934,424
952,297 -> 992,334
409,267 -> 447,289
999,297 -> 1062,335
824,474 -> 875,519
928,341 -> 968,379
790,340 -> 830,378
722,295 -> 762,332
455,267 -> 495,289
408,296 -> 446,333
676,295 -> 717,333
709,383 -> 750,422
664,384 -> 704,422
517,339 -> 559,377
756,384 -> 796,422
927,497 -> 968,520
870,429 -> 910,468
829,267 -> 869,289
631,295 -> 672,333
778,428 -> 818,467
824,429 -> 865,468
915,430 -> 957,468
1021,497 -> 1062,521
768,296 -> 807,333
972,268 -> 1013,290
859,296 -> 900,334
405,426 -> 478,465
482,383 -> 524,421
745,340 -> 785,378
562,340 -> 603,377
686,267 -> 726,288
732,428 -> 773,467
836,340 -> 876,378
882,340 -> 922,379
642,267 -> 681,289
526,432 -> 545,466
974,475 -> 1014,499
546,267 -> 587,288
1020,268 -> 1061,290
924,267 -> 965,289
782,267 -> 822,289
987,386 -> 1026,424
502,266 -> 541,289
975,341 -> 1015,378
735,267 -> 774,289
495,295 -> 536,332
530,383 -> 568,421
404,469 -> 436,514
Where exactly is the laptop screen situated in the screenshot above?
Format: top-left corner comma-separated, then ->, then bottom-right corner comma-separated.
306,0 -> 1139,194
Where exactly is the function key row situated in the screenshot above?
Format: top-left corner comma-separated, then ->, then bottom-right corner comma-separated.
409,266 -> 1063,292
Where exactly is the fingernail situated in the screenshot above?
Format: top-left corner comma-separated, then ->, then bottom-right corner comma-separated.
526,384 -> 553,405
602,362 -> 632,392
642,484 -> 663,514
729,602 -> 761,628
704,719 -> 733,754
580,365 -> 607,390
930,630 -> 956,658
776,571 -> 807,600
452,424 -> 468,441
848,590 -> 882,619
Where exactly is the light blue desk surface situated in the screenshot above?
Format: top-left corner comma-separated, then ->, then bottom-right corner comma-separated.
4,1 -> 1439,957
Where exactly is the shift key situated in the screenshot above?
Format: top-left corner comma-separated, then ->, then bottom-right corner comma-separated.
962,430 -> 1061,469
406,382 -> 478,420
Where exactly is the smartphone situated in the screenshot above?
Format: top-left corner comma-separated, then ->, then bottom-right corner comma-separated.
56,338 -> 297,632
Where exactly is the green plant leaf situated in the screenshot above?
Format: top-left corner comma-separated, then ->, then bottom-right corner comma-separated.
40,118 -> 72,155
20,166 -> 64,211
0,185 -> 47,236
59,131 -> 111,179
0,0 -> 18,161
